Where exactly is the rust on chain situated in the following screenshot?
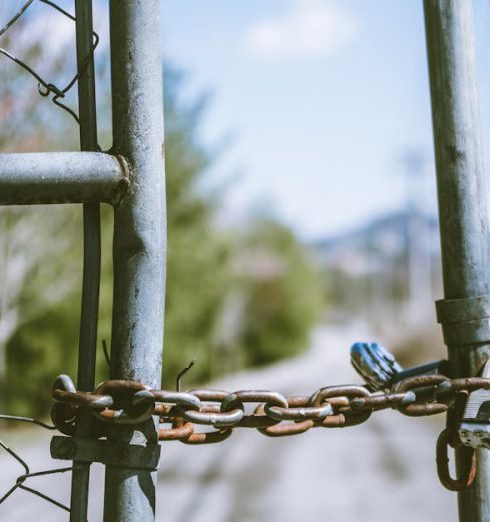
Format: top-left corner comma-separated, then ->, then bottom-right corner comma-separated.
265,397 -> 333,421
179,389 -> 243,427
221,390 -> 289,427
90,380 -> 154,425
438,377 -> 490,395
321,410 -> 371,428
136,390 -> 201,411
182,407 -> 243,427
437,428 -> 476,491
52,389 -> 113,410
258,422 -> 313,437
394,375 -> 449,416
50,374 -> 490,448
180,428 -> 233,444
222,390 -> 289,411
95,379 -> 149,396
51,403 -> 77,436
159,419 -> 195,441
310,385 -> 372,427
348,392 -> 415,412
254,402 -> 313,437
48,371 -> 490,493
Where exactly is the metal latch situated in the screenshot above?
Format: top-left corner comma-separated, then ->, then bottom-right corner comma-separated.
459,359 -> 490,449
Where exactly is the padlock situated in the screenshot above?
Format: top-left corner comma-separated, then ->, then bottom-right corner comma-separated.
459,359 -> 490,449
350,342 -> 402,390
350,341 -> 450,391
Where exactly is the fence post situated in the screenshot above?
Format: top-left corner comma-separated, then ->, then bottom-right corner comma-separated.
423,1 -> 490,521
103,1 -> 166,520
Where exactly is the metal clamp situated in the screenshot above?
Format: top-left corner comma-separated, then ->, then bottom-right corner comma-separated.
436,294 -> 490,346
50,436 -> 161,470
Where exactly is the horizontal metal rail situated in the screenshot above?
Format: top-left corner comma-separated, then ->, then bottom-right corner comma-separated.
0,152 -> 129,205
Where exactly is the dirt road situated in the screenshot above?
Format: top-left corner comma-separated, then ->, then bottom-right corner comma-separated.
0,325 -> 456,521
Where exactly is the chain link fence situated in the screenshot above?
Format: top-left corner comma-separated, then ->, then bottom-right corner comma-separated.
0,0 -> 98,123
0,1 -> 98,515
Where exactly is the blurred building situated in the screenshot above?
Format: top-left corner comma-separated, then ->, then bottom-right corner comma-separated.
312,210 -> 442,335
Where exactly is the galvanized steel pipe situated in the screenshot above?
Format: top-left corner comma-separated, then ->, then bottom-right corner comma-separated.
0,152 -> 128,205
104,0 -> 166,520
71,1 -> 102,520
424,1 -> 490,520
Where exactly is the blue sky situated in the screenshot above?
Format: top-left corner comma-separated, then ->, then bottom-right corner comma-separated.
163,0 -> 490,240
4,0 -> 488,241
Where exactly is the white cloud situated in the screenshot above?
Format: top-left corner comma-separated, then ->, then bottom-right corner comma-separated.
243,0 -> 359,62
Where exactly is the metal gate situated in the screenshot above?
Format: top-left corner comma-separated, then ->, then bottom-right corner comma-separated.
1,1 -> 490,521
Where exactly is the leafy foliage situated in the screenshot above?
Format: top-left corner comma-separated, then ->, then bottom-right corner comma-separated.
2,65 -> 324,415
162,71 -> 232,385
235,218 -> 324,366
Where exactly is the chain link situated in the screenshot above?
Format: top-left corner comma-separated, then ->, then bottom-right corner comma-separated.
51,373 -> 490,444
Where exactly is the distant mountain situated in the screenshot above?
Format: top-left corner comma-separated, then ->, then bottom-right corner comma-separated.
311,211 -> 440,276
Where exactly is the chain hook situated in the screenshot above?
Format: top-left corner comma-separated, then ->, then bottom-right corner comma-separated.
437,428 -> 476,491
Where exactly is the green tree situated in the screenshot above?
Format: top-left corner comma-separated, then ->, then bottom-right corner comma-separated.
235,217 -> 324,366
0,9 -> 81,382
3,64 -> 325,416
161,70 -> 231,386
3,69 -> 232,413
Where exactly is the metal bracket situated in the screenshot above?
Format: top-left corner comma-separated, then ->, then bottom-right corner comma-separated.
50,436 -> 161,470
436,294 -> 490,346
459,359 -> 490,449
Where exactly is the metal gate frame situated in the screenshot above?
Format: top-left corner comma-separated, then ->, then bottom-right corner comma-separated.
1,1 -> 164,521
424,2 -> 490,521
0,1 -> 489,521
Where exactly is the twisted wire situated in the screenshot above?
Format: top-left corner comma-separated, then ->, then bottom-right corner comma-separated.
0,0 -> 99,123
0,415 -> 72,513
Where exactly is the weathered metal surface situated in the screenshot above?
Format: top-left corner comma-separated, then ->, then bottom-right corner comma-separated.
104,0 -> 166,520
437,427 -> 477,491
0,152 -> 128,205
51,372 -> 490,455
71,1 -> 102,520
423,1 -> 490,520
51,436 -> 161,470
458,360 -> 490,451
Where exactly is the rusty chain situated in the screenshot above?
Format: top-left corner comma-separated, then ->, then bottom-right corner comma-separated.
49,372 -> 490,491
52,373 -> 490,441
0,2 -> 101,514
0,370 -> 484,510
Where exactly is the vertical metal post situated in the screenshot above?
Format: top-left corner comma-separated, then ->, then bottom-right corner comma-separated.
424,1 -> 490,521
71,1 -> 100,521
104,0 -> 166,520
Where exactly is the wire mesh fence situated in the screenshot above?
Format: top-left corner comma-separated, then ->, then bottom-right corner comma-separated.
0,416 -> 72,513
0,1 -> 98,517
0,0 -> 98,123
